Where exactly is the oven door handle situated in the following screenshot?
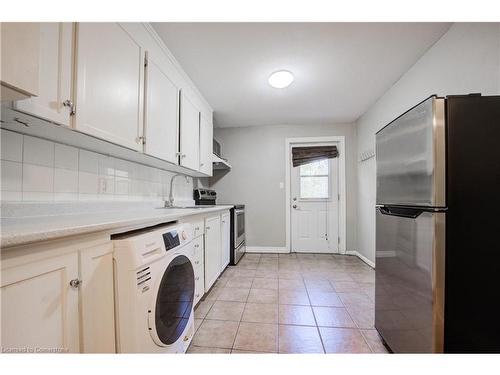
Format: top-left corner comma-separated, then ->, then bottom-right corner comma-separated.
235,209 -> 245,215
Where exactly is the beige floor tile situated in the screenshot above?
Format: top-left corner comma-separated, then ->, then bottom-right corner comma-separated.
206,301 -> 246,321
226,276 -> 254,288
304,279 -> 335,292
204,286 -> 223,301
261,253 -> 279,259
233,269 -> 257,278
187,345 -> 231,353
251,277 -> 279,290
338,292 -> 374,309
319,327 -> 372,353
233,322 -> 278,353
361,329 -> 389,353
279,290 -> 310,305
242,303 -> 278,324
256,264 -> 279,272
278,325 -> 324,353
326,272 -> 355,282
194,318 -> 203,333
331,281 -> 361,293
279,278 -> 306,291
194,299 -> 215,319
313,306 -> 356,328
279,305 -> 316,326
346,306 -> 375,329
254,269 -> 279,278
217,287 -> 250,302
243,253 -> 262,261
308,291 -> 344,307
213,277 -> 229,288
247,288 -> 278,304
231,349 -> 274,354
192,319 -> 239,349
278,270 -> 303,280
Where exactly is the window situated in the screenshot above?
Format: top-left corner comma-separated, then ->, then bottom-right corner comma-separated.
299,159 -> 329,199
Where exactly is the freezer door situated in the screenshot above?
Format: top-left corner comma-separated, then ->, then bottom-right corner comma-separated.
376,97 -> 446,207
375,206 -> 445,353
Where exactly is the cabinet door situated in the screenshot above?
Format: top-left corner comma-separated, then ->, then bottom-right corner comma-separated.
199,114 -> 213,176
74,23 -> 144,151
79,243 -> 115,353
1,252 -> 80,353
179,91 -> 200,171
204,215 -> 221,292
1,22 -> 40,99
15,23 -> 74,126
221,212 -> 230,270
143,57 -> 179,164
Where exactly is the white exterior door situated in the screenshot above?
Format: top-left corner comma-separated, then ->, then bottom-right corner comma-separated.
204,215 -> 221,292
143,57 -> 179,164
0,252 -> 80,353
15,22 -> 74,126
179,91 -> 200,171
74,23 -> 144,151
291,155 -> 339,253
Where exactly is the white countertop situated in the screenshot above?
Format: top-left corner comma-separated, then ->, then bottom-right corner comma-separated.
0,202 -> 233,248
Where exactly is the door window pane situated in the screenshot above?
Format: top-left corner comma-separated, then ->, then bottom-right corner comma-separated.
299,159 -> 329,199
300,176 -> 329,198
299,159 -> 329,176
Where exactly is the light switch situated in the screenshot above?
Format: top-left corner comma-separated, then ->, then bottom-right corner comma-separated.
279,182 -> 284,189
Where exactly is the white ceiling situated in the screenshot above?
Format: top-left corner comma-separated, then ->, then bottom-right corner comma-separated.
153,23 -> 451,128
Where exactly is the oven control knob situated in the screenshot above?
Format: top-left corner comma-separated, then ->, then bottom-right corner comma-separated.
181,230 -> 187,240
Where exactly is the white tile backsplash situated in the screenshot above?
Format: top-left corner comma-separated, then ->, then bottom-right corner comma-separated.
54,168 -> 78,193
23,135 -> 54,167
54,144 -> 79,170
23,164 -> 54,192
1,160 -> 23,191
0,130 -> 196,203
1,129 -> 23,162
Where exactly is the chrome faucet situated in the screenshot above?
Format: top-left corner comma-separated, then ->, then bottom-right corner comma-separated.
165,173 -> 189,207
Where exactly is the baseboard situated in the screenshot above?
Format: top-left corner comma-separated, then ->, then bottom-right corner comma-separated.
346,250 -> 375,268
245,246 -> 288,254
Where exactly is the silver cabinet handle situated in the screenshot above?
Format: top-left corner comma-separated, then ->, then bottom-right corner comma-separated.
200,163 -> 204,167
293,204 -> 298,209
206,226 -> 210,230
195,261 -> 200,265
195,276 -> 199,280
69,278 -> 82,289
195,244 -> 199,248
195,227 -> 200,230
63,99 -> 75,116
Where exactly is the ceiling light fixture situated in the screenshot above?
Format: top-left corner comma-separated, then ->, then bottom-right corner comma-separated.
268,70 -> 294,89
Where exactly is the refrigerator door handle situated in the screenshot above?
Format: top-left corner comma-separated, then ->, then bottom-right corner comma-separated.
378,206 -> 424,219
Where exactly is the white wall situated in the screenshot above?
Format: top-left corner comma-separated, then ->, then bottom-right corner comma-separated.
0,129 -> 195,203
356,23 -> 500,264
211,123 -> 357,250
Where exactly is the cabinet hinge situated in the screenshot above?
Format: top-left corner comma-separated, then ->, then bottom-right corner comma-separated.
338,237 -> 340,244
136,136 -> 146,145
144,57 -> 148,67
338,194 -> 340,201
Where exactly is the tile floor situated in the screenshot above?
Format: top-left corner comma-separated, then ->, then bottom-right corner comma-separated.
188,252 -> 389,354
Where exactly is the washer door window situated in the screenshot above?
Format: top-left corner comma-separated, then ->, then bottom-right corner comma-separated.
151,255 -> 194,346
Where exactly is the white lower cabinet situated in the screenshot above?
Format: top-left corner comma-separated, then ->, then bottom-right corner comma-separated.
204,215 -> 221,292
0,238 -> 115,353
221,212 -> 230,270
0,252 -> 80,353
79,243 -> 115,353
192,236 -> 204,305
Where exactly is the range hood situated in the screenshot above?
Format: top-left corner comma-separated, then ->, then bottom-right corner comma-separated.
212,154 -> 231,170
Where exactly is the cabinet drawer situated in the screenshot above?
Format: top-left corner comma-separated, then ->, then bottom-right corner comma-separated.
193,220 -> 204,238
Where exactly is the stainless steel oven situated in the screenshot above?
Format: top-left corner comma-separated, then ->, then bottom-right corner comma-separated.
230,205 -> 245,264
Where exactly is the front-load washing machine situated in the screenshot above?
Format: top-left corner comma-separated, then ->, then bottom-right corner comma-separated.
113,222 -> 196,353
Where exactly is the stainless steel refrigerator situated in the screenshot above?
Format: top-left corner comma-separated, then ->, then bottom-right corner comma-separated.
375,94 -> 500,353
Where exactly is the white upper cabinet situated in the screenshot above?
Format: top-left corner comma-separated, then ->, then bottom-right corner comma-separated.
1,22 -> 40,100
15,23 -> 74,126
179,91 -> 200,171
74,23 -> 144,151
199,114 -> 213,176
143,55 -> 180,164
